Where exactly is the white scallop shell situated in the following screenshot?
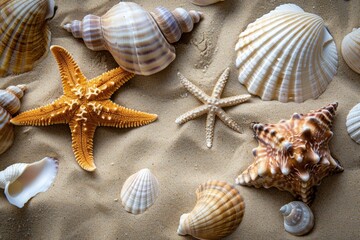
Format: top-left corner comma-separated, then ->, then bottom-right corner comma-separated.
0,157 -> 58,208
191,0 -> 224,6
346,103 -> 360,144
120,168 -> 159,214
341,28 -> 360,74
235,4 -> 338,103
280,201 -> 314,236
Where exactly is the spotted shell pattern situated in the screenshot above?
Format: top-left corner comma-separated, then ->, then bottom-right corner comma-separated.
63,2 -> 202,76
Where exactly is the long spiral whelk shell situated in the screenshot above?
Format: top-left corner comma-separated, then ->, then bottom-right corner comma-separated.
0,157 -> 58,208
63,2 -> 203,76
280,201 -> 315,236
0,0 -> 56,77
0,84 -> 26,155
341,28 -> 360,74
177,180 -> 245,240
346,103 -> 360,144
120,168 -> 159,215
235,4 -> 338,102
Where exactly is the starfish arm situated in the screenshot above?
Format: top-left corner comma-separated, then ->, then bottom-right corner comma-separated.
69,119 -> 97,171
215,107 -> 242,133
175,105 -> 209,125
88,100 -> 157,128
212,67 -> 230,98
50,46 -> 87,97
218,94 -> 251,107
177,72 -> 209,103
86,67 -> 135,101
205,110 -> 216,148
11,96 -> 77,126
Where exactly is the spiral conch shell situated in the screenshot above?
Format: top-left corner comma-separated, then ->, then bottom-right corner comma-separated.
177,180 -> 245,240
191,0 -> 225,6
280,201 -> 314,236
0,157 -> 58,208
120,168 -> 159,215
235,4 -> 338,102
0,0 -> 56,77
63,2 -> 203,76
346,103 -> 360,144
0,85 -> 26,155
341,28 -> 360,74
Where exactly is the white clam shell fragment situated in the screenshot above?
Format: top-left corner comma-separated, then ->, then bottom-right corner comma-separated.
346,103 -> 360,144
280,201 -> 314,236
0,157 -> 58,208
235,4 -> 338,103
341,28 -> 360,74
120,168 -> 159,214
191,0 -> 224,6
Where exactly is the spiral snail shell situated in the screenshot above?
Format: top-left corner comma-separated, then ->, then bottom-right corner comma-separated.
0,85 -> 26,155
63,2 -> 203,76
280,201 -> 315,236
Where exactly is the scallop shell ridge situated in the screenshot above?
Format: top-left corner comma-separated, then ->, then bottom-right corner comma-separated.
346,103 -> 360,144
341,28 -> 360,74
120,168 -> 159,214
235,4 -> 338,103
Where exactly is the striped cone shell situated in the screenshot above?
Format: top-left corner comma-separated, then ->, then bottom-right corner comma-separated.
177,180 -> 245,240
235,4 -> 338,103
0,85 -> 26,154
120,168 -> 159,215
0,0 -> 56,77
346,103 -> 360,144
341,28 -> 360,74
63,2 -> 202,75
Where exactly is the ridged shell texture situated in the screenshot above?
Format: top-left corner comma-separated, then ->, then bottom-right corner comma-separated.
0,85 -> 26,154
0,157 -> 58,208
341,28 -> 360,74
235,4 -> 338,102
120,168 -> 159,215
0,0 -> 55,76
63,2 -> 202,75
177,180 -> 245,240
346,103 -> 360,144
280,201 -> 314,236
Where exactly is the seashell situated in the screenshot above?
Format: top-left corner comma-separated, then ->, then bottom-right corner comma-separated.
0,84 -> 26,155
0,0 -> 56,77
63,2 -> 203,76
191,0 -> 224,6
177,180 -> 245,240
236,103 -> 344,204
235,4 -> 338,103
341,28 -> 360,74
0,157 -> 58,208
280,201 -> 314,236
346,103 -> 360,144
120,168 -> 159,214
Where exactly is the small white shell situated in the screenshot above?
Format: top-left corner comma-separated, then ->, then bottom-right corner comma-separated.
280,201 -> 314,236
346,103 -> 360,144
120,168 -> 159,214
0,157 -> 58,208
341,28 -> 360,74
235,4 -> 338,103
191,0 -> 224,6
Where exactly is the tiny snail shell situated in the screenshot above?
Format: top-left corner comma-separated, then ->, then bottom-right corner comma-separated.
280,201 -> 315,236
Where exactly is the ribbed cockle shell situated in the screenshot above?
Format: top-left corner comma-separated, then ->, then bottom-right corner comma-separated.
0,0 -> 56,77
0,157 -> 58,208
341,28 -> 360,74
280,201 -> 314,236
0,85 -> 26,154
120,168 -> 159,215
346,103 -> 360,144
63,2 -> 203,76
177,180 -> 245,240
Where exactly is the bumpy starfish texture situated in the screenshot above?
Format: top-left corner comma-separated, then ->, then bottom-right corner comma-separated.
236,103 -> 344,204
11,45 -> 157,172
176,67 -> 251,148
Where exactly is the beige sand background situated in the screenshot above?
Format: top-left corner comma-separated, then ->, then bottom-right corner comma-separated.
1,0 -> 360,239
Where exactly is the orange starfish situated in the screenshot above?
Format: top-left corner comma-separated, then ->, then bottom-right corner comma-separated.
11,45 -> 157,172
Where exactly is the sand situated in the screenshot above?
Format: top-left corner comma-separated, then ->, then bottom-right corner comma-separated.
1,0 -> 360,239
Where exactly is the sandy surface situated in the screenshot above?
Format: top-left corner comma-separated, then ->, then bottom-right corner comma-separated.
1,0 -> 360,239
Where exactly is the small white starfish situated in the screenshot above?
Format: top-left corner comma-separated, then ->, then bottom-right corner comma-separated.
176,67 -> 251,148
